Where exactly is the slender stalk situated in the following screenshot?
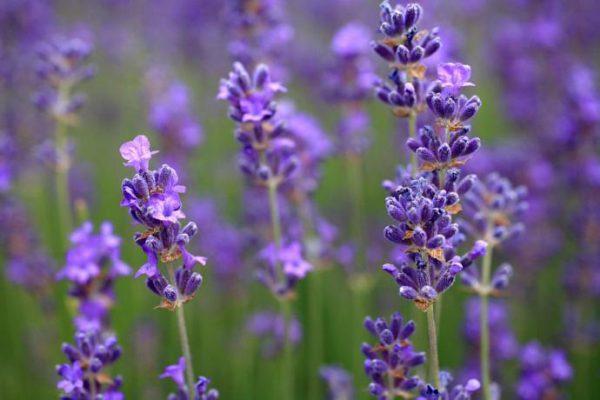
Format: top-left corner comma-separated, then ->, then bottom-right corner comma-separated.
479,245 -> 494,400
54,119 -> 73,251
426,306 -> 441,389
280,298 -> 294,400
345,154 -> 366,266
408,113 -> 418,170
265,177 -> 294,399
167,263 -> 196,394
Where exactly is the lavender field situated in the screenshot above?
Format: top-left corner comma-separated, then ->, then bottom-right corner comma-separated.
1,0 -> 599,399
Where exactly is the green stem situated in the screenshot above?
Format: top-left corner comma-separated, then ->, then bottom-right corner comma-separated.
480,245 -> 493,400
265,176 -> 294,399
345,154 -> 366,268
426,306 -> 441,389
408,113 -> 418,170
307,271 -> 323,399
167,263 -> 196,394
54,120 -> 73,251
280,298 -> 294,400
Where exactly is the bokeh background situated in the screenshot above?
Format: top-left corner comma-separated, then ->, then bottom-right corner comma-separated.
1,0 -> 599,399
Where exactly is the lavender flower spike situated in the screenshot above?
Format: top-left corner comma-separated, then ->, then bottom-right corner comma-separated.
57,330 -> 124,399
119,134 -> 206,310
362,312 -> 425,398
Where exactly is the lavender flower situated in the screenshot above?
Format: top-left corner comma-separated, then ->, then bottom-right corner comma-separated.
247,311 -> 302,357
516,342 -> 572,400
320,365 -> 354,400
361,312 -> 425,398
417,373 -> 480,400
119,134 -> 206,309
462,172 -> 528,246
323,22 -> 376,155
382,177 -> 484,309
33,35 -> 95,122
57,330 -> 123,399
218,62 -> 297,184
56,221 -> 130,330
256,241 -> 313,297
160,357 -> 219,400
373,1 -> 441,118
148,79 -> 203,156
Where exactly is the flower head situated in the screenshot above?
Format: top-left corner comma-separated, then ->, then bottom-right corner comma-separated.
119,134 -> 159,172
437,63 -> 475,96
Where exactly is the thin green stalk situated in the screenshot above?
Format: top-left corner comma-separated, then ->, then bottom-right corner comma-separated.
265,177 -> 294,399
280,298 -> 294,400
408,113 -> 418,170
167,263 -> 196,394
479,245 -> 493,400
54,120 -> 73,251
307,271 -> 323,399
345,154 -> 366,267
426,306 -> 441,389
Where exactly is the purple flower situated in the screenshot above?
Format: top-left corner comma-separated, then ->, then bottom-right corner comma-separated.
437,63 -> 475,96
119,134 -> 159,172
160,357 -> 219,400
57,330 -> 123,399
362,312 -> 425,398
416,373 -> 480,400
56,221 -> 129,329
257,241 -> 313,297
33,35 -> 95,121
516,342 -> 572,400
320,366 -> 354,400
332,22 -> 372,58
119,135 -> 206,309
247,311 -> 302,357
160,357 -> 187,389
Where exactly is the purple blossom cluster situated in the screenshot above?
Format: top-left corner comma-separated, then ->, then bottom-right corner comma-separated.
361,313 -> 424,398
33,35 -> 95,122
119,135 -> 206,309
246,311 -> 302,357
56,221 -> 130,331
147,75 -> 203,167
57,330 -> 124,399
516,342 -> 572,400
320,365 -> 354,400
160,357 -> 219,400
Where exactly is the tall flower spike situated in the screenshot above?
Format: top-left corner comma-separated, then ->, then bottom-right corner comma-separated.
362,312 -> 425,398
33,35 -> 95,123
516,342 -> 572,400
56,330 -> 123,399
56,221 -> 130,330
320,365 -> 354,400
119,134 -> 206,309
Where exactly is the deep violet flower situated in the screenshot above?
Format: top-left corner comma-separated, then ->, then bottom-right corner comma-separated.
161,357 -> 219,400
320,365 -> 354,400
361,312 -> 425,398
119,134 -> 206,309
56,330 -> 123,399
218,62 -> 298,184
56,221 -> 130,330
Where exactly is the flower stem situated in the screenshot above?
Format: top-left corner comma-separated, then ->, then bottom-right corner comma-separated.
480,245 -> 494,400
167,263 -> 196,395
426,306 -> 441,389
345,154 -> 366,267
265,178 -> 294,399
54,119 -> 73,251
280,298 -> 294,400
408,113 -> 418,170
